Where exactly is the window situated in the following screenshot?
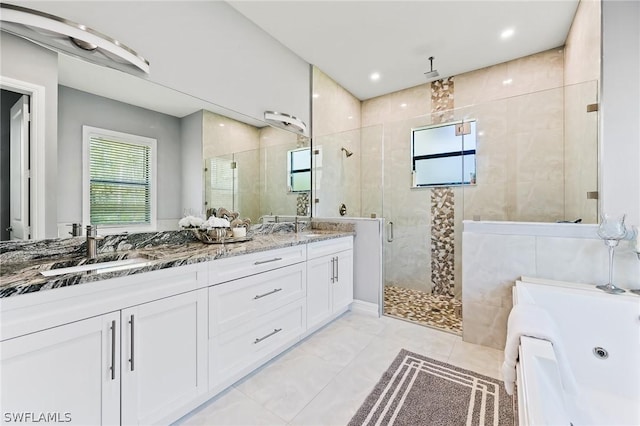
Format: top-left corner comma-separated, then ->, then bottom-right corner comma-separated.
411,120 -> 477,187
83,126 -> 156,232
287,148 -> 311,192
208,156 -> 235,210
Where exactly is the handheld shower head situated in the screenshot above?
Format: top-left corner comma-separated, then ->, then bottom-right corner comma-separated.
424,56 -> 440,81
341,147 -> 353,158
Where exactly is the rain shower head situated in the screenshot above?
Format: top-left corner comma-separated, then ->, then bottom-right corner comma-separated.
341,147 -> 353,158
424,56 -> 440,81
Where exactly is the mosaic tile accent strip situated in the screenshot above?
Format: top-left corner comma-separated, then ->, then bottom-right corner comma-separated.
431,187 -> 455,297
431,77 -> 455,124
384,285 -> 462,334
296,192 -> 310,216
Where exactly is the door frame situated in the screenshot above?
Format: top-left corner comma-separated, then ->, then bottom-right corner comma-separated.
1,76 -> 46,240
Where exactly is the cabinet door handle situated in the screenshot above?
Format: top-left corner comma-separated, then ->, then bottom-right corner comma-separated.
254,288 -> 283,299
110,320 -> 116,380
387,221 -> 394,243
129,315 -> 135,371
253,328 -> 282,344
254,257 -> 283,265
330,257 -> 335,283
335,256 -> 339,282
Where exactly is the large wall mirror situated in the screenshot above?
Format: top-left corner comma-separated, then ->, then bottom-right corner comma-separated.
0,33 -> 309,241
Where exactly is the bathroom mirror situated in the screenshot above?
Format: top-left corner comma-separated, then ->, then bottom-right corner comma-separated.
0,34 -> 307,240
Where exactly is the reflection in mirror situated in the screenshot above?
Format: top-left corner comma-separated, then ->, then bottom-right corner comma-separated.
1,32 -> 309,240
203,111 -> 311,224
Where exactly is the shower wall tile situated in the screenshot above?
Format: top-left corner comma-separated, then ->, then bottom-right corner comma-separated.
564,0 -> 601,86
430,77 -> 455,124
312,67 -> 361,137
504,48 -> 564,98
361,84 -> 432,127
463,227 -> 640,349
462,232 -> 536,349
454,62 -> 510,108
202,110 -> 260,158
431,188 -> 455,296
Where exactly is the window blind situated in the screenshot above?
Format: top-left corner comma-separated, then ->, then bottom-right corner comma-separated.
209,157 -> 234,210
89,136 -> 151,225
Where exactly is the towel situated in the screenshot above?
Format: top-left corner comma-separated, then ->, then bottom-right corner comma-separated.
502,303 -> 577,396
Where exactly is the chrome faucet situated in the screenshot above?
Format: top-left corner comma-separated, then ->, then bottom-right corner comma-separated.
86,225 -> 104,259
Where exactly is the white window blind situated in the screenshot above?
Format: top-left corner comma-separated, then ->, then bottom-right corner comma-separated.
83,125 -> 157,232
209,157 -> 234,210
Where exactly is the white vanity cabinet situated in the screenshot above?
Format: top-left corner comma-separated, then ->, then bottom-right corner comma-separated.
207,247 -> 307,392
120,289 -> 207,426
1,312 -> 121,426
306,237 -> 354,332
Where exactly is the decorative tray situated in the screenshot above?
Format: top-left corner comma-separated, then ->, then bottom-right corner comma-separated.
199,236 -> 253,245
191,228 -> 252,244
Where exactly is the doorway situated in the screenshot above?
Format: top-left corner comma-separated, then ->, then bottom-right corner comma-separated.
1,89 -> 31,241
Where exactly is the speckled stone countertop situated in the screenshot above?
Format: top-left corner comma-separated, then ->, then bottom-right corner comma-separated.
0,222 -> 354,299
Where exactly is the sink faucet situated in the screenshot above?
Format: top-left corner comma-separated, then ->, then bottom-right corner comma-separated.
86,225 -> 104,259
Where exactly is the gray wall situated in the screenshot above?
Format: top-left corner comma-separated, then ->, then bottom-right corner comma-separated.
58,86 -> 182,223
601,0 -> 640,225
180,110 -> 204,214
0,33 -> 59,238
16,1 -> 311,127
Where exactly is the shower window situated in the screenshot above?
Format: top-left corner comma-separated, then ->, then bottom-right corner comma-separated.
287,147 -> 311,192
411,120 -> 477,187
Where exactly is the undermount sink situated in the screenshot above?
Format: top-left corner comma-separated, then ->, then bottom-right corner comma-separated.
40,257 -> 154,277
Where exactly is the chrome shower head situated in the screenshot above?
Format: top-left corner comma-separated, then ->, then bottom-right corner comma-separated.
341,147 -> 353,158
424,56 -> 440,81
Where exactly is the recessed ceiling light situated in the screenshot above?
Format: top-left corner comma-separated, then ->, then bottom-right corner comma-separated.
502,78 -> 513,85
400,103 -> 407,108
312,93 -> 320,99
501,28 -> 515,39
370,72 -> 381,81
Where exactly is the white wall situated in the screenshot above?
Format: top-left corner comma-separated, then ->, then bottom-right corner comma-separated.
16,1 -> 311,127
0,33 -> 58,238
57,86 -> 183,226
601,0 -> 640,225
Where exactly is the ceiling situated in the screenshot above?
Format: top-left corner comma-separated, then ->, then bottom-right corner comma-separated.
229,0 -> 580,100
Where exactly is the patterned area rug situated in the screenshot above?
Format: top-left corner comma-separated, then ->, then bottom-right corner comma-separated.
349,349 -> 515,426
384,286 -> 462,334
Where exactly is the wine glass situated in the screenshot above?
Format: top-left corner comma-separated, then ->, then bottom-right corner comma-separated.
596,213 -> 627,294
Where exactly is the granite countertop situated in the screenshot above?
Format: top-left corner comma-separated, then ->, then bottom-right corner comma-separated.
0,222 -> 355,299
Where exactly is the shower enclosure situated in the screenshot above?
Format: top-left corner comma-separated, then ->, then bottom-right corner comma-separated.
312,79 -> 599,335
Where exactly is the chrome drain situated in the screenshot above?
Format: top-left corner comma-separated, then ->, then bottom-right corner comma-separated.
593,347 -> 608,359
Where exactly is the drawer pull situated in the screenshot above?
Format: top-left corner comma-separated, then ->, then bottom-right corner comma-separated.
253,328 -> 283,344
254,257 -> 283,265
254,288 -> 283,300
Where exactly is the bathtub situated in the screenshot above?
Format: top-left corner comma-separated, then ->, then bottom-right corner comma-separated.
513,277 -> 640,426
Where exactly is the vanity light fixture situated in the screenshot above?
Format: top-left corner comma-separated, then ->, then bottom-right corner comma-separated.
264,111 -> 307,135
0,3 -> 150,75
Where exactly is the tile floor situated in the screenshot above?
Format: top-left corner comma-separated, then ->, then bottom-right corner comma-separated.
174,311 -> 504,426
383,285 -> 463,334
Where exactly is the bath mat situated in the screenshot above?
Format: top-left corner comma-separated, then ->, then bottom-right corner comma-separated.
349,349 -> 515,426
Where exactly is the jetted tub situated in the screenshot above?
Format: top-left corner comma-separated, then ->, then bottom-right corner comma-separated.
513,277 -> 640,426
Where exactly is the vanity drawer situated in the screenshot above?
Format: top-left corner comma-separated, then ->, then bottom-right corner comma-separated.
208,244 -> 306,285
209,262 -> 306,336
307,236 -> 353,260
209,299 -> 306,389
